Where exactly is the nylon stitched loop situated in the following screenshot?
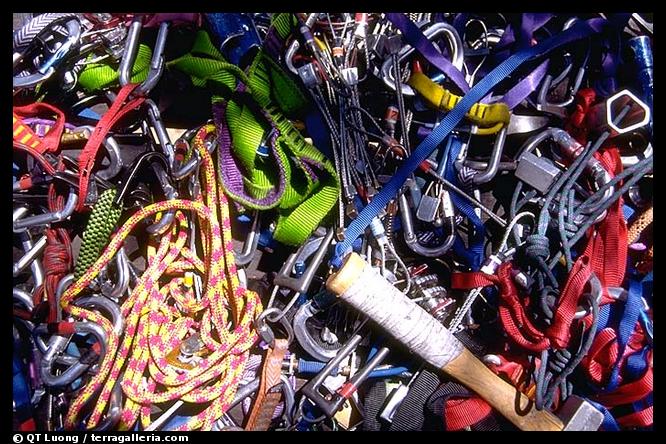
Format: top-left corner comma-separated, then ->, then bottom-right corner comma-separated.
76,83 -> 146,212
167,30 -> 340,246
451,261 -> 593,352
13,102 -> 66,153
60,126 -> 261,430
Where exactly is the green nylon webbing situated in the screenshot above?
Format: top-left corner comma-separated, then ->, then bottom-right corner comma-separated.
168,31 -> 340,246
270,13 -> 298,40
75,188 -> 122,279
78,44 -> 152,92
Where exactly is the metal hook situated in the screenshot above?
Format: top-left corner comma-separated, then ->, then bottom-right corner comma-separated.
398,190 -> 456,258
235,210 -> 261,266
380,22 -> 464,96
273,229 -> 335,294
35,321 -> 108,387
13,188 -> 79,232
171,123 -> 217,181
255,307 -> 295,348
114,150 -> 177,236
144,98 -> 176,165
13,233 -> 47,278
536,19 -> 587,118
99,248 -> 131,302
292,291 -> 340,362
119,17 -> 169,96
469,126 -> 508,185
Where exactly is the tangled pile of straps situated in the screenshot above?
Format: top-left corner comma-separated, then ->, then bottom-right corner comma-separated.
13,12 -> 652,431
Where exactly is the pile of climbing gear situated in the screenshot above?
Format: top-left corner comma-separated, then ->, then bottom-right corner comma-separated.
13,12 -> 653,431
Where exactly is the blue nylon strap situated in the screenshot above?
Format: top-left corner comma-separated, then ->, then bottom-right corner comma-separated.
13,353 -> 32,423
605,275 -> 643,392
332,18 -> 609,266
625,346 -> 650,381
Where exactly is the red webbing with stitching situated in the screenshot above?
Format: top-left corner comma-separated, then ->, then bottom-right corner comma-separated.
13,102 -> 66,153
546,256 -> 592,348
587,147 -> 628,298
617,406 -> 653,428
76,83 -> 145,211
444,397 -> 492,431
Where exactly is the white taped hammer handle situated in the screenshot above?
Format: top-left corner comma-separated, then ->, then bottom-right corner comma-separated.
326,253 -> 564,431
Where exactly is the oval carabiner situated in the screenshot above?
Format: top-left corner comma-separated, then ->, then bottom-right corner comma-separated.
380,22 -> 464,96
536,18 -> 588,118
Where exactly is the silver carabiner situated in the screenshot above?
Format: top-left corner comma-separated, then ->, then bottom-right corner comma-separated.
536,18 -> 587,118
235,210 -> 261,266
118,16 -> 169,96
398,190 -> 456,258
13,188 -> 79,232
13,17 -> 82,89
380,22 -> 464,96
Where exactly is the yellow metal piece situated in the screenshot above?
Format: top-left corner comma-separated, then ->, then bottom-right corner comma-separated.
184,271 -> 194,288
408,71 -> 510,134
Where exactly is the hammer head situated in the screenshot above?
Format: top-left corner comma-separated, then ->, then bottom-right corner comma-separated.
560,396 -> 604,431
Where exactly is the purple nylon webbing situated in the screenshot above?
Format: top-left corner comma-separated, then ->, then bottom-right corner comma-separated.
501,59 -> 550,109
213,101 -> 287,208
385,13 -> 470,93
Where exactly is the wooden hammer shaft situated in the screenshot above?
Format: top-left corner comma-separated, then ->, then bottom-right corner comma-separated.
326,253 -> 563,431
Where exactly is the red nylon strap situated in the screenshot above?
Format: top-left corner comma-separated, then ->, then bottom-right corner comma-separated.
495,263 -> 551,352
616,405 -> 653,428
582,321 -> 652,408
18,175 -> 32,190
453,264 -> 552,352
450,271 -> 498,289
591,148 -> 627,290
444,397 -> 493,431
76,83 -> 145,211
583,328 -> 619,384
594,366 -> 652,407
486,353 -> 531,387
546,256 -> 592,349
18,418 -> 36,431
565,89 -> 628,302
13,102 -> 66,154
565,88 -> 596,144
